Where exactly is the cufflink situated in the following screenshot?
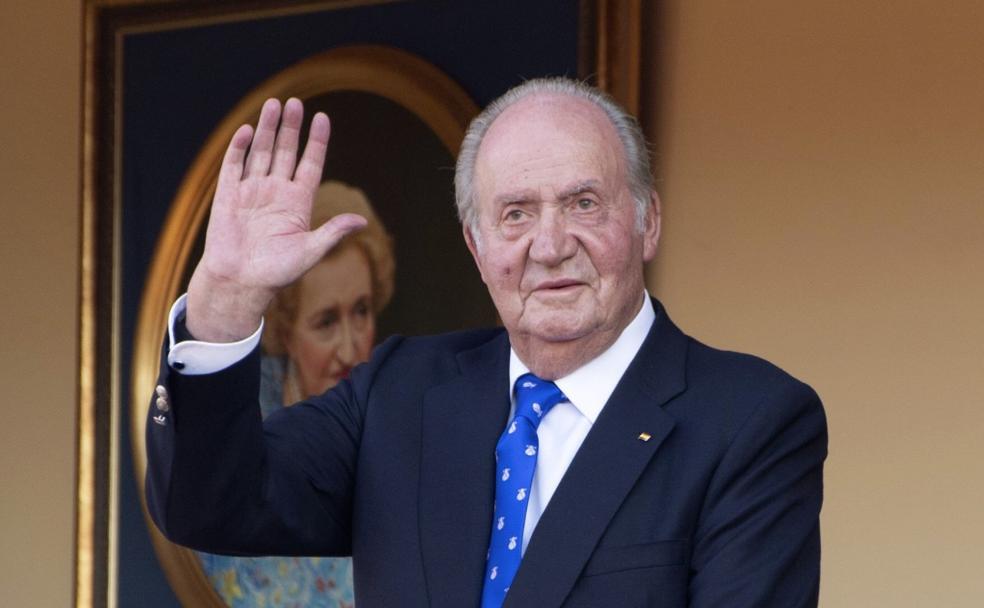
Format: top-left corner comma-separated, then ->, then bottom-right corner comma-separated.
637,432 -> 652,442
155,385 -> 170,412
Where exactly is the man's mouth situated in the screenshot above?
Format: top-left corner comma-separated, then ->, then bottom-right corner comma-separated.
533,279 -> 585,292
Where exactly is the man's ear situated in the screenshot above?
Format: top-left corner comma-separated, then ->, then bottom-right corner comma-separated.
463,224 -> 487,284
642,191 -> 662,262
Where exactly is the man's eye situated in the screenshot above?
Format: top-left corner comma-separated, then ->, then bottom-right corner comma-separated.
505,209 -> 525,222
576,198 -> 597,210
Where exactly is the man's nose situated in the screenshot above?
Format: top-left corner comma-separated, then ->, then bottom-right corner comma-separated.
528,211 -> 576,265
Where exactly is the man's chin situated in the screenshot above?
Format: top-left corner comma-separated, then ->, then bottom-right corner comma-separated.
518,312 -> 596,343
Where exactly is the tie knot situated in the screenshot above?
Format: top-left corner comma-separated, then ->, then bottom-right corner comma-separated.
513,373 -> 566,428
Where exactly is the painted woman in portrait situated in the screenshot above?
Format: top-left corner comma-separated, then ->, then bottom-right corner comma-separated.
197,180 -> 395,608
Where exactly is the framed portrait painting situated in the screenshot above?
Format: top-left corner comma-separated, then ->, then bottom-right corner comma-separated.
78,1 -> 643,606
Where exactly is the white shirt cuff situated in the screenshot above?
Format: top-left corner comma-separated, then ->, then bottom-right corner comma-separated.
166,293 -> 264,375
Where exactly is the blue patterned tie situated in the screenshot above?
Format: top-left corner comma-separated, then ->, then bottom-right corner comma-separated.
481,373 -> 567,608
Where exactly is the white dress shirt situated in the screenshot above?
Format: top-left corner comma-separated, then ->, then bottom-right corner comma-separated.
166,293 -> 263,374
506,295 -> 655,553
165,292 -> 656,553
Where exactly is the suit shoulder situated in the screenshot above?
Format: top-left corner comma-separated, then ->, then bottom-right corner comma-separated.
683,336 -> 821,409
366,327 -> 505,373
674,337 -> 825,456
383,326 -> 505,356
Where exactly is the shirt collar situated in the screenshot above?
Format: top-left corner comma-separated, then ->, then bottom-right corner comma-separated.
508,293 -> 656,424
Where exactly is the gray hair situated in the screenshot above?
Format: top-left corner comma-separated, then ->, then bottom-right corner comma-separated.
454,77 -> 653,235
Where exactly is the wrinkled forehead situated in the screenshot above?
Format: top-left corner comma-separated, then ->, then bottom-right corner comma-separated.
474,93 -> 628,195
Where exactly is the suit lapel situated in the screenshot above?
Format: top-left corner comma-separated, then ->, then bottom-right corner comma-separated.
505,302 -> 689,607
419,332 -> 511,608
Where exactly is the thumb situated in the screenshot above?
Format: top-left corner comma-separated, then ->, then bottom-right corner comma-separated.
303,213 -> 369,264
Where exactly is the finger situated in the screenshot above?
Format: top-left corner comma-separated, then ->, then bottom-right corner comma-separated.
303,213 -> 368,263
270,97 -> 304,178
215,124 -> 254,197
294,112 -> 330,189
243,98 -> 282,178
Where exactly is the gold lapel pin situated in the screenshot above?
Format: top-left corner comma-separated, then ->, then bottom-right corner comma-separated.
638,432 -> 652,442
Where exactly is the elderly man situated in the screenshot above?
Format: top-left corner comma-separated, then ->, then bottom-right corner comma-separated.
147,78 -> 826,607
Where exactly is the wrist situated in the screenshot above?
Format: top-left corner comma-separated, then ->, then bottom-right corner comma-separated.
185,268 -> 273,342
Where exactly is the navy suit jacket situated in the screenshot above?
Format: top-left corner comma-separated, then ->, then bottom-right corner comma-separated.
146,300 -> 826,607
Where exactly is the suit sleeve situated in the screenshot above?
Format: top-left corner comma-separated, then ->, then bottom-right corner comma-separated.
145,329 -> 403,557
689,378 -> 828,607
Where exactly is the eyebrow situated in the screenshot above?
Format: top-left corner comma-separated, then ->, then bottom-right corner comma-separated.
492,188 -> 538,207
491,179 -> 603,207
557,179 -> 602,200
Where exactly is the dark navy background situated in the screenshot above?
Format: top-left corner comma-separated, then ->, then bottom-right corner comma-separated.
120,1 -> 580,604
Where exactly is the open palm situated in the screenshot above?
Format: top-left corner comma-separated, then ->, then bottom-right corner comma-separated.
187,98 -> 366,341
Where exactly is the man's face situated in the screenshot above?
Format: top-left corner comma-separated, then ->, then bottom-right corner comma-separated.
465,94 -> 659,360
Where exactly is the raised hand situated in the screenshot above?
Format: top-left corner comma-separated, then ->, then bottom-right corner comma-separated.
186,98 -> 367,342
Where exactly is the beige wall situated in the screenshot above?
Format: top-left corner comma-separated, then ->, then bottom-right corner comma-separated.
651,1 -> 984,605
0,1 -> 80,606
2,1 -> 983,606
